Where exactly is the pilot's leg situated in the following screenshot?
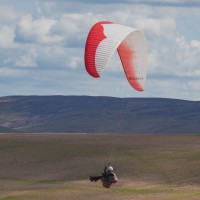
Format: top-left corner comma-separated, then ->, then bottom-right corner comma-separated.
89,176 -> 102,182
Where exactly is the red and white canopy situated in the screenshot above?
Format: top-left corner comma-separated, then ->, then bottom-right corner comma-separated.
84,21 -> 148,91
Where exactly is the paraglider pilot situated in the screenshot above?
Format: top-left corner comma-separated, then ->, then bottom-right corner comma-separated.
89,163 -> 118,188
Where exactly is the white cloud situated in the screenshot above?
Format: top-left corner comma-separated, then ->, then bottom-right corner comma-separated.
50,12 -> 100,47
15,48 -> 38,67
0,5 -> 18,22
179,39 -> 200,66
0,67 -> 26,77
0,26 -> 15,48
15,14 -> 63,45
14,12 -> 99,48
0,0 -> 199,100
144,78 -> 200,101
34,46 -> 79,69
132,16 -> 200,81
68,56 -> 82,69
51,14 -> 82,34
134,17 -> 176,38
191,40 -> 200,48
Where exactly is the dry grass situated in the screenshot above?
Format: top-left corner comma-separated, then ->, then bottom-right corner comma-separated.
0,133 -> 200,199
0,179 -> 200,200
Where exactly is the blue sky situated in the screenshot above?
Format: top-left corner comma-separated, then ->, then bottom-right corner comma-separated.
0,0 -> 200,100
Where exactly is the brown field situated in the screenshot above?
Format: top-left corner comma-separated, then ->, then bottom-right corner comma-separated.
0,133 -> 200,200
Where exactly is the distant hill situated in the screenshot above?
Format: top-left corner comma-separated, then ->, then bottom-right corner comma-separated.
0,95 -> 199,134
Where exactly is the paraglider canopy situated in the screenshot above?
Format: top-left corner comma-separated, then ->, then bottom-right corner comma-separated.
84,21 -> 148,91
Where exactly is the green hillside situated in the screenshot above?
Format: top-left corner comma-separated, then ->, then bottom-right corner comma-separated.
0,134 -> 199,200
0,96 -> 200,134
0,134 -> 199,183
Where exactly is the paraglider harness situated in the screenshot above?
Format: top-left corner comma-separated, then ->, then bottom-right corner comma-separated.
89,163 -> 118,188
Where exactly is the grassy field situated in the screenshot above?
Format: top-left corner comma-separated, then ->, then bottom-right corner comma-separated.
0,133 -> 199,200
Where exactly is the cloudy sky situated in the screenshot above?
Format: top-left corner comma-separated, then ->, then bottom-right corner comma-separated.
0,0 -> 200,100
